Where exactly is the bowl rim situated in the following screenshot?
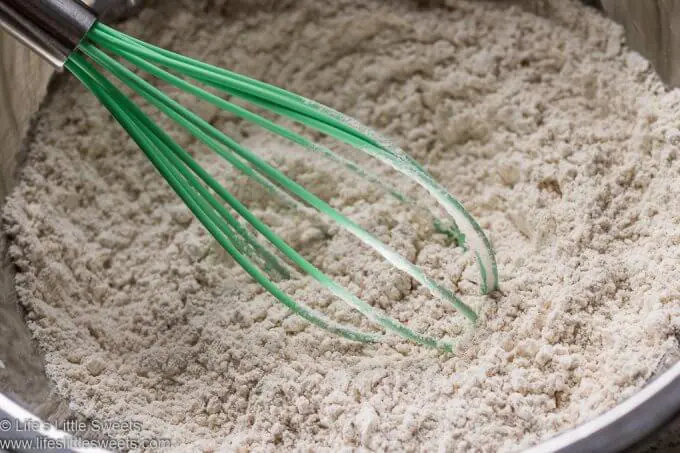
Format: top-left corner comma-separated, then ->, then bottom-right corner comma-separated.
524,361 -> 680,452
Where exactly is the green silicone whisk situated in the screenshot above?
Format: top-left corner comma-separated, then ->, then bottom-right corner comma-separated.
0,0 -> 498,351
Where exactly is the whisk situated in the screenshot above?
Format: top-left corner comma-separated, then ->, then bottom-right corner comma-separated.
0,0 -> 498,351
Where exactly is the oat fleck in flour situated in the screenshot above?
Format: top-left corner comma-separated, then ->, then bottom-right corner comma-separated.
4,0 -> 680,451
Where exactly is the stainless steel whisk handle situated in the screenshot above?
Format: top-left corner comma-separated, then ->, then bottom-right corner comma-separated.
0,0 -> 96,70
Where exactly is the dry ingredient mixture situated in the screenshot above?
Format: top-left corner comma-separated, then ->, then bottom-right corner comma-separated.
4,0 -> 680,451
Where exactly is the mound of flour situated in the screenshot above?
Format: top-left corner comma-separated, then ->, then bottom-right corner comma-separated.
5,0 -> 680,451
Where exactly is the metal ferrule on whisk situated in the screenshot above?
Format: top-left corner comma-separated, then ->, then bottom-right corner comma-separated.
0,0 -> 97,69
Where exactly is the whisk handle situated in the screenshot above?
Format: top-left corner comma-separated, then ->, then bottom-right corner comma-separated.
0,0 -> 96,69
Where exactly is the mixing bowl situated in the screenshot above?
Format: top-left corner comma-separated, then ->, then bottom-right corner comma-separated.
1,1 -> 679,452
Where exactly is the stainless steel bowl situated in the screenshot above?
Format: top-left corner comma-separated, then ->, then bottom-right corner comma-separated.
1,1 -> 679,452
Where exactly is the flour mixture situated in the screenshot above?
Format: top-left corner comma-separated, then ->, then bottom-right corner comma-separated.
4,0 -> 680,451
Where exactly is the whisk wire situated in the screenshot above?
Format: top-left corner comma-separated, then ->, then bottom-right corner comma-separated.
62,21 -> 502,350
